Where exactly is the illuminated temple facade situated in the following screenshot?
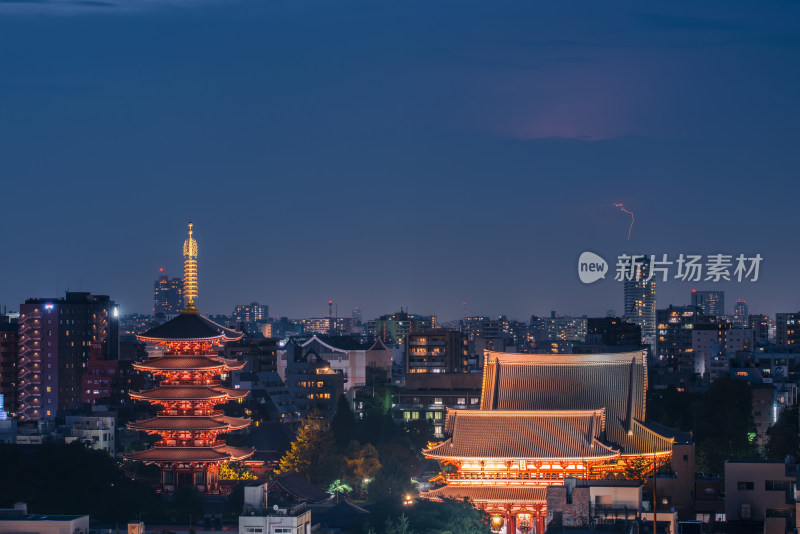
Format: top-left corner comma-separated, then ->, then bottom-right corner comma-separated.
125,223 -> 253,493
421,350 -> 673,534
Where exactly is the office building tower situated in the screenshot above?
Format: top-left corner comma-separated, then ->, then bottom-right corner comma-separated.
748,314 -> 770,346
624,256 -> 657,348
733,299 -> 748,328
691,290 -> 725,318
776,313 -> 800,347
154,273 -> 183,319
233,302 -> 269,324
18,292 -> 119,421
0,318 -> 18,416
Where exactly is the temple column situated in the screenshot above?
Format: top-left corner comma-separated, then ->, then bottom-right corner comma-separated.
506,512 -> 516,534
535,512 -> 544,534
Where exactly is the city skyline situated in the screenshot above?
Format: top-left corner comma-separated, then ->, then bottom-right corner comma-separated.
1,0 -> 798,320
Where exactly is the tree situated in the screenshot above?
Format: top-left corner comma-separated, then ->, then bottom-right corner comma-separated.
367,458 -> 413,505
219,462 -> 257,481
276,414 -> 342,486
327,479 -> 353,503
0,441 -> 163,522
765,406 -> 800,460
694,377 -> 757,473
331,394 -> 356,449
622,456 -> 652,483
166,486 -> 204,523
343,441 -> 381,485
409,499 -> 491,534
385,514 -> 415,534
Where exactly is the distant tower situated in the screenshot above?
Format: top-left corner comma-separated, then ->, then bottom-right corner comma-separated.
623,256 -> 656,349
691,290 -> 724,318
733,299 -> 749,328
154,269 -> 183,320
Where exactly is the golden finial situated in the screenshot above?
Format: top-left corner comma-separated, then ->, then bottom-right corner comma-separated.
183,221 -> 198,311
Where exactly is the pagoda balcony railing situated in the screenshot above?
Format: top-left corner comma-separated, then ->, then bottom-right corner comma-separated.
446,471 -> 587,482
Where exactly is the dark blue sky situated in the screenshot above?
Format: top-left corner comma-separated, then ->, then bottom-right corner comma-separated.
1,0 -> 798,320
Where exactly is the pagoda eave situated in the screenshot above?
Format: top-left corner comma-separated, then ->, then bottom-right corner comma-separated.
128,415 -> 251,432
124,445 -> 255,463
422,453 -> 621,463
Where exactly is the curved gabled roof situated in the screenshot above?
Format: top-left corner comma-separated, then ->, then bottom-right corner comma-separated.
480,350 -> 649,449
128,415 -> 251,432
133,356 -> 245,372
423,409 -> 619,461
124,444 -> 254,463
138,311 -> 242,343
130,385 -> 247,402
420,485 -> 547,504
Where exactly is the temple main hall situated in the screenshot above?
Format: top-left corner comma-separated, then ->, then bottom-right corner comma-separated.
125,223 -> 254,493
421,350 -> 673,533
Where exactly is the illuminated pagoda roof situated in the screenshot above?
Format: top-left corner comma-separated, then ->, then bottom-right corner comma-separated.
424,409 -> 619,462
130,385 -> 247,402
126,444 -> 254,463
421,486 -> 548,503
138,311 -> 242,344
479,350 -> 672,456
133,355 -> 246,372
129,415 -> 251,432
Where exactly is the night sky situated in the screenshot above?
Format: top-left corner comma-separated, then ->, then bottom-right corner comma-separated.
1,0 -> 798,320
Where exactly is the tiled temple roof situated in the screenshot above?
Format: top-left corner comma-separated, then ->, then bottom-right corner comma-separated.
133,356 -> 245,372
138,311 -> 242,343
477,351 -> 670,455
425,409 -> 619,461
125,444 -> 254,463
268,470 -> 334,504
128,415 -> 251,432
130,385 -> 247,401
421,485 -> 548,503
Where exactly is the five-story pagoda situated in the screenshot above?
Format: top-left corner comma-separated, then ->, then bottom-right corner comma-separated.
126,223 -> 254,493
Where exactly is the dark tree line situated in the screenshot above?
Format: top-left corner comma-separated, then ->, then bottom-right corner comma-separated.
648,377 -> 759,474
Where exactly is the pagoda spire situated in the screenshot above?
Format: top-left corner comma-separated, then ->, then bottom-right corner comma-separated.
183,221 -> 198,311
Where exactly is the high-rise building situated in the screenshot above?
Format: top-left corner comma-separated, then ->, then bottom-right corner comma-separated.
530,313 -> 588,344
748,314 -> 770,345
656,305 -> 705,373
0,318 -> 19,417
367,311 -> 436,344
691,290 -> 725,318
17,292 -> 119,421
126,223 -> 253,493
692,323 -> 753,378
733,299 -> 749,328
576,317 -> 642,354
623,256 -> 657,348
406,329 -> 469,374
776,313 -> 800,347
233,302 -> 269,324
154,273 -> 183,319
